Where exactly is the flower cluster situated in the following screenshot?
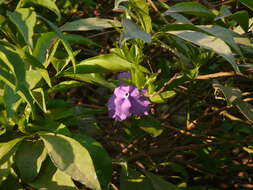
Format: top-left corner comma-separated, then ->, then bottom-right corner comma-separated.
107,73 -> 150,121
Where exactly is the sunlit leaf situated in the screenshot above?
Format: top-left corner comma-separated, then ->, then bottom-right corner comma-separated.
7,8 -> 36,48
39,132 -> 101,190
30,158 -> 76,190
60,18 -> 121,31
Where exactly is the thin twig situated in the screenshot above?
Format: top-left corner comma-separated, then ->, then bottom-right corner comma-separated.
195,72 -> 247,80
146,73 -> 180,97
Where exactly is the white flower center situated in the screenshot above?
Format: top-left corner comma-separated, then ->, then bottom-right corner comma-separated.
123,92 -> 130,98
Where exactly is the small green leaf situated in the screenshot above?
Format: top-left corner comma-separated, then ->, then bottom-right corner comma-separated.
7,8 -> 36,48
30,158 -> 76,190
135,116 -> 164,137
15,140 -> 47,182
39,132 -> 101,190
145,172 -> 180,190
214,6 -> 232,21
150,90 -> 176,103
60,18 -> 121,31
120,168 -> 154,190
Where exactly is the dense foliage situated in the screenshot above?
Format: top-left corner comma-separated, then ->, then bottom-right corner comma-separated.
1,0 -> 253,189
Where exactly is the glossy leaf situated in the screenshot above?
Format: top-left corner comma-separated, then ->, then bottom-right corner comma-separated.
15,140 -> 47,182
39,132 -> 101,190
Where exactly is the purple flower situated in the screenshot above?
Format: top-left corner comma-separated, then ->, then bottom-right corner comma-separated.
108,85 -> 150,121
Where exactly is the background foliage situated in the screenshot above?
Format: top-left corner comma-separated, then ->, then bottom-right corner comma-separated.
1,0 -> 253,189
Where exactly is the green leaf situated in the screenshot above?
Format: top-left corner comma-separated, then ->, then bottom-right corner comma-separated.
48,81 -> 84,94
73,134 -> 112,188
63,34 -> 98,46
198,25 -> 243,56
0,69 -> 35,114
150,90 -> 176,103
39,132 -> 101,190
14,140 -> 47,182
21,0 -> 61,20
30,158 -> 76,190
31,88 -> 47,112
7,8 -> 36,48
122,18 -> 151,43
60,18 -> 121,31
231,10 -> 249,32
23,53 -> 52,87
113,0 -> 128,11
0,137 -> 24,184
120,168 -> 154,190
135,116 -> 164,137
164,2 -> 214,18
145,172 -> 180,190
213,81 -> 253,123
3,85 -> 20,117
240,0 -> 253,11
214,6 -> 232,21
167,30 -> 239,72
33,32 -> 56,63
164,12 -> 192,24
62,73 -> 115,89
62,54 -> 132,75
0,174 -> 20,190
130,0 -> 152,33
37,16 -> 76,72
0,45 -> 27,90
